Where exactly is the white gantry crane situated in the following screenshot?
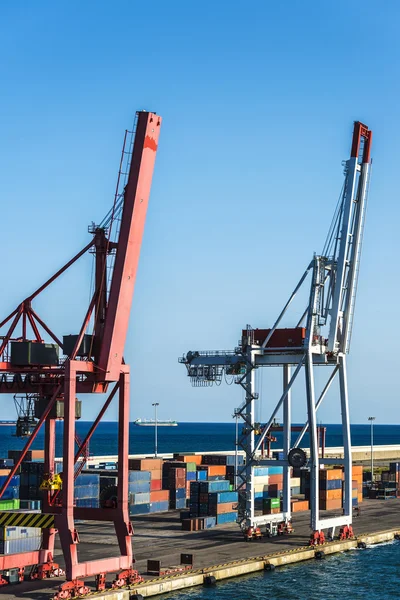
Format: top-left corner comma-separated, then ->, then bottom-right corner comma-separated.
179,122 -> 372,540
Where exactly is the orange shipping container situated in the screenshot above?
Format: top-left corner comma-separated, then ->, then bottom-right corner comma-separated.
216,502 -> 237,515
320,469 -> 342,481
320,498 -> 342,510
150,490 -> 169,503
151,469 -> 163,480
291,500 -> 309,512
207,465 -> 226,477
319,489 -> 342,501
31,450 -> 45,460
269,474 -> 284,485
0,469 -> 10,476
129,458 -> 163,471
358,493 -> 363,503
176,455 -> 203,465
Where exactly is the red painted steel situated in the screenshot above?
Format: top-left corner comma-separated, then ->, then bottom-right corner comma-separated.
0,111 -> 162,584
98,112 -> 162,381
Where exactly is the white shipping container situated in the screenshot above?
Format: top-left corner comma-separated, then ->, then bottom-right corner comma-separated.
2,527 -> 42,541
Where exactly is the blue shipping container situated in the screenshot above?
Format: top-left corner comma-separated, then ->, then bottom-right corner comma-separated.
254,467 -> 269,477
208,491 -> 238,504
129,471 -> 151,482
199,480 -> 230,494
204,516 -> 217,528
216,512 -> 237,525
130,492 -> 150,505
170,498 -> 186,509
226,455 -> 244,466
129,503 -> 151,516
267,467 -> 283,475
170,488 -> 186,500
76,473 -> 100,486
186,472 -> 196,481
196,470 -> 207,481
320,479 -> 342,491
150,501 -> 169,513
128,481 -> 151,493
0,476 -> 19,487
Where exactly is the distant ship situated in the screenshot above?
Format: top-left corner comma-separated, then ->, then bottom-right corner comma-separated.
134,418 -> 178,427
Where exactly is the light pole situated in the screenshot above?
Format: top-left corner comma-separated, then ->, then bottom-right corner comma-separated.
233,409 -> 240,488
368,416 -> 375,483
152,403 -> 159,458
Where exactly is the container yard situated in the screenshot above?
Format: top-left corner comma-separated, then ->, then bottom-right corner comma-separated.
0,105 -> 398,600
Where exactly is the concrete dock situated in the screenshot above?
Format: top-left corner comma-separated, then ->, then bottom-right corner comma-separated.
1,498 -> 399,599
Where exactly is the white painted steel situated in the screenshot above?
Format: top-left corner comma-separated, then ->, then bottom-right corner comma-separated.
282,365 -> 291,519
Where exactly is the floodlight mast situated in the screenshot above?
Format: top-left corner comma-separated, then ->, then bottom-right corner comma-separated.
179,122 -> 372,538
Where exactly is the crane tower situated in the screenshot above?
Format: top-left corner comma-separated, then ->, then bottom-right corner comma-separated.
179,121 -> 372,538
0,111 -> 161,594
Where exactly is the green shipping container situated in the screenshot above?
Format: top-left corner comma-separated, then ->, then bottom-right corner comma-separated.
263,497 -> 280,510
0,499 -> 20,511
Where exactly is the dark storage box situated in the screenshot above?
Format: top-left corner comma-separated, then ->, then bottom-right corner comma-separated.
35,398 -> 81,419
10,341 -> 59,366
63,334 -> 95,358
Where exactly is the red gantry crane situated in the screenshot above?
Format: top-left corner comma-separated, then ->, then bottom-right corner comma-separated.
0,111 -> 161,596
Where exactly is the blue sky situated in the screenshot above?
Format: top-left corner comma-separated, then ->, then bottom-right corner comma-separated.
0,1 -> 397,424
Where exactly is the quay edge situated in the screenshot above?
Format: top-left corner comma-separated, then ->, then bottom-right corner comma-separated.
119,528 -> 399,599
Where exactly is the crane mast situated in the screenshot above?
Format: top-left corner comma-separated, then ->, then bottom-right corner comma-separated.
179,121 -> 372,539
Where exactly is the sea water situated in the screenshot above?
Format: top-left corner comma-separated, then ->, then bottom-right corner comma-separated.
167,540 -> 400,600
0,422 -> 398,458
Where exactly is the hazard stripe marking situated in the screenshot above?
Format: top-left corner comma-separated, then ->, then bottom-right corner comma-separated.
0,512 -> 55,528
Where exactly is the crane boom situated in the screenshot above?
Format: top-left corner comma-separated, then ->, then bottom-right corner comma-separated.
327,122 -> 372,354
98,111 -> 162,381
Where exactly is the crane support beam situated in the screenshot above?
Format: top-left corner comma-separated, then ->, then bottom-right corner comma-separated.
98,112 -> 162,381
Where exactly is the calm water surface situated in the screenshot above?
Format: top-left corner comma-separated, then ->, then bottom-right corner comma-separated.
168,541 -> 400,600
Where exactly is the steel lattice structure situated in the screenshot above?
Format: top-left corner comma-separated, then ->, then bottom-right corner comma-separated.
179,122 -> 372,537
0,111 -> 162,589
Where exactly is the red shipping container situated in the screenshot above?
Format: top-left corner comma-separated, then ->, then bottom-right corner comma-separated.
175,477 -> 186,489
150,490 -> 169,503
268,474 -> 284,485
150,480 -> 162,491
244,327 -> 306,349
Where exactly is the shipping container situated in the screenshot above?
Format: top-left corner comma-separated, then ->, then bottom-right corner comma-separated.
215,512 -> 237,525
199,480 -> 230,494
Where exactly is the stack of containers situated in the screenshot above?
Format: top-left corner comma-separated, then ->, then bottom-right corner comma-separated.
0,526 -> 42,555
188,480 -> 237,526
254,467 -> 269,502
352,466 -> 363,505
0,475 -> 19,501
75,472 -> 100,507
262,497 -> 280,514
128,470 -> 151,515
319,469 -> 342,510
129,458 -> 169,514
19,462 -> 44,501
301,468 -> 343,510
185,462 -> 197,501
162,462 -> 184,510
266,466 -> 284,498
